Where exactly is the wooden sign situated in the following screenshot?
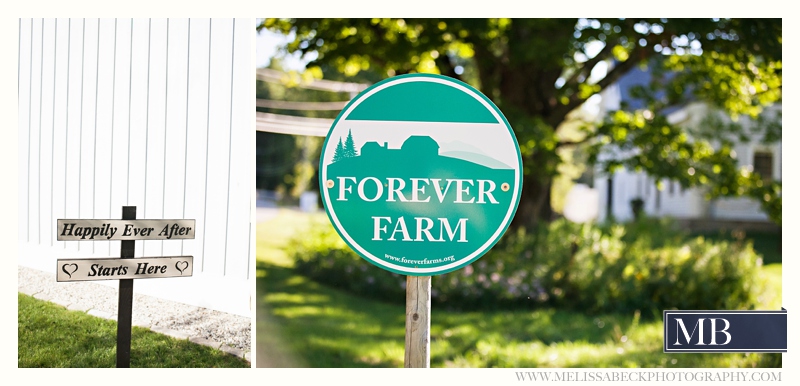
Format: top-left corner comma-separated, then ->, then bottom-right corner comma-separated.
56,207 -> 196,367
57,219 -> 195,240
57,256 -> 193,282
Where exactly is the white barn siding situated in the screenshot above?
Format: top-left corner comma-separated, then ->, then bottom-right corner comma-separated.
18,18 -> 253,317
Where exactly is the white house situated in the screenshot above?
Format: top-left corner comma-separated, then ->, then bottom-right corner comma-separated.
17,18 -> 253,317
593,65 -> 781,224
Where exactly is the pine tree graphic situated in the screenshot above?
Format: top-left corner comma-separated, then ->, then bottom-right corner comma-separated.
332,137 -> 345,163
332,130 -> 358,163
343,129 -> 358,158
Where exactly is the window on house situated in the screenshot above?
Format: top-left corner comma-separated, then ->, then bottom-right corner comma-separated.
655,185 -> 661,211
669,181 -> 681,196
753,151 -> 774,183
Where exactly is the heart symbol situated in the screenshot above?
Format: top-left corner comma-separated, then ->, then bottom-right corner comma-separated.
175,261 -> 189,275
62,263 -> 78,278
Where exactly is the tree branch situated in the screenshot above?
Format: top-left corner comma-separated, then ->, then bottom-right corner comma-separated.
562,40 -> 615,90
549,45 -> 654,126
556,136 -> 593,149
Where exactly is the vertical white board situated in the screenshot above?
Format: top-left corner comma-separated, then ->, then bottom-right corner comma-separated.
18,18 -> 253,317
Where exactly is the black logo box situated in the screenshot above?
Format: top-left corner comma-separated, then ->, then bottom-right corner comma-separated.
663,309 -> 787,353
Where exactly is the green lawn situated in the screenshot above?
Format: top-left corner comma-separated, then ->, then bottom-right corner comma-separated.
18,293 -> 250,368
256,209 -> 782,368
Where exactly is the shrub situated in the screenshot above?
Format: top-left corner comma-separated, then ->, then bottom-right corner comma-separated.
291,228 -> 405,304
288,218 -> 763,314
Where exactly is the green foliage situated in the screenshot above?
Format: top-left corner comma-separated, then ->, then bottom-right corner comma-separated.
257,209 -> 782,368
256,132 -> 322,199
290,226 -> 406,304
256,58 -> 332,196
258,260 -> 782,368
588,107 -> 782,224
692,228 -> 781,265
290,218 -> 762,315
256,131 -> 298,191
18,294 -> 249,368
258,18 -> 782,226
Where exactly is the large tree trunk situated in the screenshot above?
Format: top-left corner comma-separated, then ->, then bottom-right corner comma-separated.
510,139 -> 557,229
469,21 -> 572,230
512,171 -> 553,229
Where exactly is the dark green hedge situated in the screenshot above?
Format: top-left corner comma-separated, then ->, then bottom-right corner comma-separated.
290,218 -> 762,314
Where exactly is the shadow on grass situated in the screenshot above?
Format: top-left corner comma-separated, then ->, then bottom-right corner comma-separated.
256,260 -> 403,367
254,209 -> 783,367
255,260 -> 782,368
18,294 -> 249,368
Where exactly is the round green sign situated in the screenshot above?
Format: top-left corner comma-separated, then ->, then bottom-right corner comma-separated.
320,74 -> 522,276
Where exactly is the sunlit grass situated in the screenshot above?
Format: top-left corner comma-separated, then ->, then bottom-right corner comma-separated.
256,209 -> 782,368
18,293 -> 250,368
257,208 -> 328,268
758,263 -> 782,310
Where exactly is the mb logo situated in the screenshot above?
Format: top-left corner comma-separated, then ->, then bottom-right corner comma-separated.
673,318 -> 732,346
663,310 -> 787,353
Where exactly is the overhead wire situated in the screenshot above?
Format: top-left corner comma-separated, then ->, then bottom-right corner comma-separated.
255,68 -> 370,136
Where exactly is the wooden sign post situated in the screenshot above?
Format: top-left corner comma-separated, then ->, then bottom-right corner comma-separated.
404,276 -> 431,368
118,206 -> 136,368
56,207 -> 195,368
318,74 -> 523,368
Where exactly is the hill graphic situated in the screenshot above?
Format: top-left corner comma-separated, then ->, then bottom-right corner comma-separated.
328,135 -> 512,175
324,134 -> 517,270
